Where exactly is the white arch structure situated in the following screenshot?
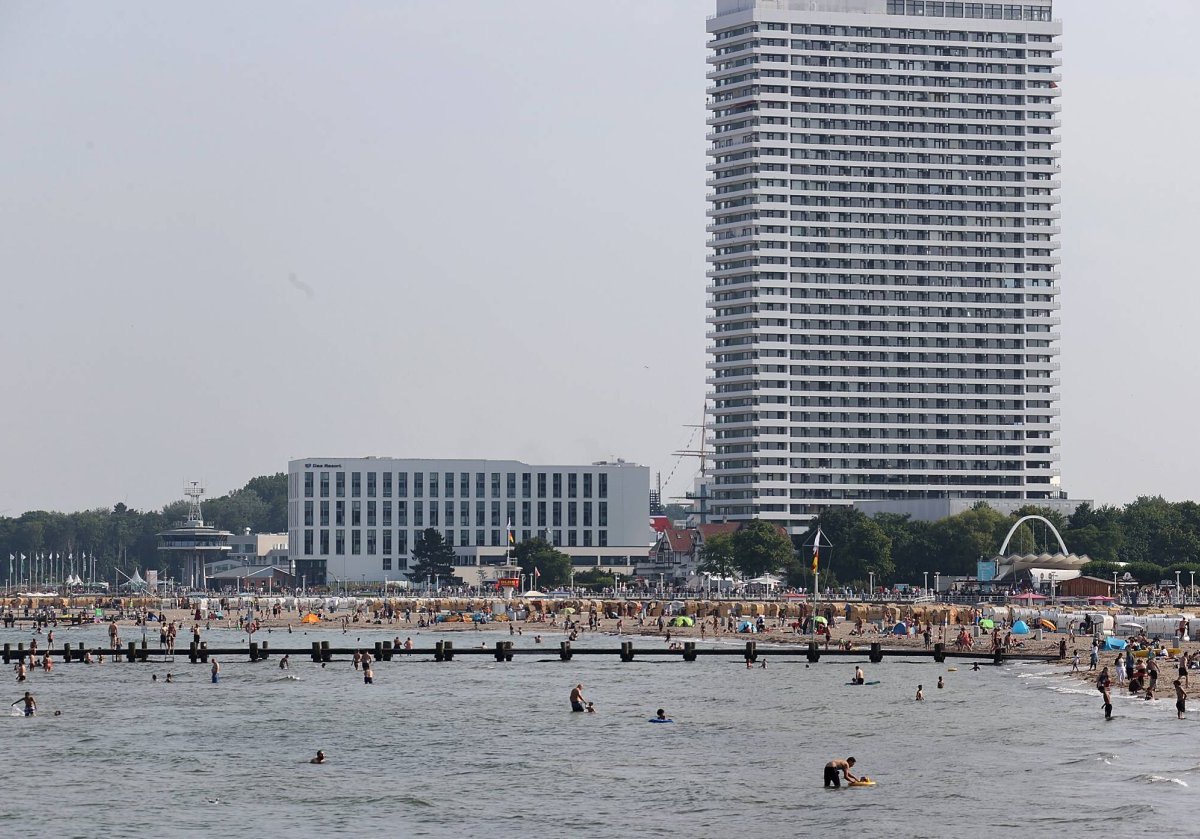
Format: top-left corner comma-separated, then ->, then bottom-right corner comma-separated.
998,514 -> 1069,556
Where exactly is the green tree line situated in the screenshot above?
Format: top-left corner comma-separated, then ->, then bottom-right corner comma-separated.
0,474 -> 288,584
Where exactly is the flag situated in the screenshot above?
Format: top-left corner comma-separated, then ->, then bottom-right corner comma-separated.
534,567 -> 541,579
811,526 -> 822,574
506,518 -> 515,546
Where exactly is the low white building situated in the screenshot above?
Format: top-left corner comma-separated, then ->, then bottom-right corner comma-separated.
287,457 -> 650,584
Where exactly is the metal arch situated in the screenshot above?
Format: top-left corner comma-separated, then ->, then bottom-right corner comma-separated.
998,515 -> 1068,556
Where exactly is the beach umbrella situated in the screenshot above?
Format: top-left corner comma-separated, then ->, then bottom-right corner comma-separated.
1011,620 -> 1030,634
1120,622 -> 1145,631
1038,618 -> 1056,631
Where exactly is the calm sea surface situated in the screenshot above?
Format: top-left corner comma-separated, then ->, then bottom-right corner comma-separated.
1,623 -> 1194,837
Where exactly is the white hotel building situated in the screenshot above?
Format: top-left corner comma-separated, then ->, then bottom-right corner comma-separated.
706,0 -> 1063,533
287,458 -> 650,584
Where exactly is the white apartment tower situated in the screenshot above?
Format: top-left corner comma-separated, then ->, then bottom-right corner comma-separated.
706,0 -> 1062,533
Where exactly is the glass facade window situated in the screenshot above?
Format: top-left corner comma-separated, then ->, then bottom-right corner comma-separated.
383,529 -> 392,554
476,529 -> 486,546
461,473 -> 470,497
506,473 -> 516,497
568,502 -> 577,527
445,501 -> 454,527
335,472 -> 345,498
367,501 -> 376,527
320,472 -> 329,497
429,472 -> 438,498
367,472 -> 376,498
335,529 -> 345,555
304,472 -> 314,498
398,473 -> 407,497
552,502 -> 562,527
537,501 -> 547,527
383,556 -> 392,571
476,501 -> 486,529
303,529 -> 313,554
430,503 -> 439,527
598,501 -> 607,528
351,472 -> 361,498
366,530 -> 376,555
491,473 -> 501,497
583,502 -> 592,527
351,501 -> 361,527
476,473 -> 486,497
583,531 -> 592,547
304,500 -> 313,527
521,473 -> 531,497
414,502 -> 423,528
460,501 -> 469,526
335,501 -> 345,527
445,472 -> 454,497
397,501 -> 407,527
383,472 -> 392,497
320,530 -> 330,554
382,502 -> 392,528
568,474 -> 577,498
583,474 -> 592,498
521,500 -> 531,528
552,474 -> 562,498
491,501 -> 501,527
537,473 -> 547,498
397,531 -> 408,555
460,529 -> 469,547
568,531 -> 577,547
351,530 -> 361,555
414,473 -> 423,498
320,500 -> 330,527
598,530 -> 607,547
599,473 -> 607,498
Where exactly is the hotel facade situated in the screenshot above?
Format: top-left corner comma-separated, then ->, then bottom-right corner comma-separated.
287,458 -> 650,584
706,0 -> 1063,533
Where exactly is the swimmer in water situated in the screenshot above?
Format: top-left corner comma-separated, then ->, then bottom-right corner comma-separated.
11,691 -> 36,717
853,666 -> 865,685
654,708 -> 673,722
310,750 -> 326,764
586,702 -> 596,713
166,673 -> 174,683
916,684 -> 924,701
279,655 -> 290,670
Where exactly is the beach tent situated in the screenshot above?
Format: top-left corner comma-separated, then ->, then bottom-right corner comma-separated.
521,590 -> 546,597
1011,620 -> 1030,635
300,614 -> 320,625
737,620 -> 757,633
1103,636 -> 1127,650
979,618 -> 995,630
670,616 -> 695,627
892,621 -> 909,636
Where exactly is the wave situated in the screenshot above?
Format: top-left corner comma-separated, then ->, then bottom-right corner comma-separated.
1131,773 -> 1187,787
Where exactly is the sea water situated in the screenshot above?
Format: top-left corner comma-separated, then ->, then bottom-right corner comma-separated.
0,624 -> 1193,837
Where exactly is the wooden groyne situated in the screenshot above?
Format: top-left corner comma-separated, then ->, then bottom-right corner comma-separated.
1,639 -> 1061,666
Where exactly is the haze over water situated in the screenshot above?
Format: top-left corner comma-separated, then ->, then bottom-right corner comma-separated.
2,626 -> 1193,837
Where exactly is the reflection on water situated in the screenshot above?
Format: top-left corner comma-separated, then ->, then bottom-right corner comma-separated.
1,625 -> 1193,836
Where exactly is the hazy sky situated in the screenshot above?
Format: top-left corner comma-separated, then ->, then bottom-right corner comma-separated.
1,0 -> 1196,516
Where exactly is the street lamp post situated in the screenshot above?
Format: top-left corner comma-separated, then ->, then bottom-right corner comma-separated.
934,572 -> 941,600
868,571 -> 875,601
1191,571 -> 1195,604
1176,570 -> 1182,605
1112,571 -> 1117,604
1049,571 -> 1056,603
923,571 -> 929,597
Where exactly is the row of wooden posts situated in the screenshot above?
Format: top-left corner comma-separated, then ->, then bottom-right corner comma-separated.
0,639 -> 1061,665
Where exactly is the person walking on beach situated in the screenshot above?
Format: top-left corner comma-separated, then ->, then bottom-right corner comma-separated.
1114,654 -> 1125,685
1089,645 -> 1099,671
1071,650 -> 1080,672
1148,657 -> 1160,692
1178,652 -> 1189,688
1175,680 -> 1186,719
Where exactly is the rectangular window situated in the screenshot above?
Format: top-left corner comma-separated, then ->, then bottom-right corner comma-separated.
521,473 -> 531,497
553,473 -> 562,498
476,528 -> 486,546
414,473 -> 423,498
491,473 -> 501,497
568,502 -> 577,527
506,473 -> 516,497
444,529 -> 454,547
366,530 -> 376,555
335,529 -> 345,555
351,530 -> 361,555
382,472 -> 392,498
445,472 -> 454,498
383,556 -> 392,571
537,473 -> 547,498
414,502 -> 423,528
429,472 -> 438,498
506,502 -> 516,530
568,530 -> 577,547
491,501 -> 501,527
397,501 -> 407,527
476,501 -> 485,528
367,472 -> 376,498
303,529 -> 313,555
522,529 -> 531,543
320,471 -> 330,497
476,472 -> 486,497
335,501 -> 345,527
460,501 -> 469,526
383,529 -> 392,554
460,472 -> 470,497
598,501 -> 608,528
599,473 -> 608,498
460,529 -> 469,547
351,501 -> 361,527
304,472 -> 314,498
304,500 -> 314,527
552,530 -> 562,547
398,473 -> 408,497
336,471 -> 345,498
320,529 -> 330,554
491,529 -> 501,547
583,502 -> 592,527
367,501 -> 376,527
321,500 -> 330,527
537,501 -> 547,527
553,502 -> 562,527
583,474 -> 592,498
397,530 -> 408,555
445,501 -> 455,527
598,530 -> 607,547
351,472 -> 361,498
382,502 -> 392,528
521,500 -> 531,528
583,531 -> 592,547
568,474 -> 577,498
429,503 -> 438,527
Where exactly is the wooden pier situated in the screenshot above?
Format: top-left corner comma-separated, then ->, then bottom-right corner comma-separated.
1,639 -> 1061,666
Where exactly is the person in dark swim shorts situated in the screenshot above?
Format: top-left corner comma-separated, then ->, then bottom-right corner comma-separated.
824,757 -> 857,787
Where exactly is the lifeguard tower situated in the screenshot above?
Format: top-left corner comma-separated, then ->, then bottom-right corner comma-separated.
157,482 -> 232,590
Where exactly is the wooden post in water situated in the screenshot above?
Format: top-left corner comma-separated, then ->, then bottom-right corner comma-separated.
374,642 -> 383,660
442,641 -> 454,661
189,642 -> 198,663
620,641 -> 634,662
560,641 -> 573,661
382,641 -> 393,661
744,641 -> 757,664
17,642 -> 24,663
806,641 -> 820,663
249,642 -> 259,662
139,640 -> 149,662
3,642 -> 11,664
62,643 -> 71,663
311,641 -> 321,662
319,640 -> 330,663
869,643 -> 883,663
199,641 -> 209,663
933,642 -> 946,663
683,641 -> 697,662
260,641 -> 269,660
126,641 -> 136,663
434,641 -> 445,662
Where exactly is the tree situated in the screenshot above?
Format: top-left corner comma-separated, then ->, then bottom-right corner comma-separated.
409,528 -> 457,583
732,520 -> 794,578
697,532 -> 737,581
574,568 -> 614,591
513,537 -> 572,589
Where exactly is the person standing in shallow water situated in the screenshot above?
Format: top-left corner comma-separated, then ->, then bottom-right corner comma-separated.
211,659 -> 220,684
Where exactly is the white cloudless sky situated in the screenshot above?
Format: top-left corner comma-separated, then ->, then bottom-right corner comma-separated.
0,0 -> 1196,515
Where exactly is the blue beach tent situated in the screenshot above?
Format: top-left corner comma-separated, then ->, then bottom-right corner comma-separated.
1011,620 -> 1030,635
